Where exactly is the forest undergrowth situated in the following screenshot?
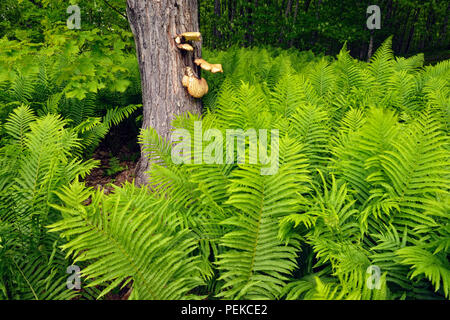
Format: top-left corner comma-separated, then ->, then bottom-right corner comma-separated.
0,37 -> 449,300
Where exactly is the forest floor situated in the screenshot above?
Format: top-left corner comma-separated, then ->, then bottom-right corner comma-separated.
83,121 -> 141,194
83,144 -> 137,194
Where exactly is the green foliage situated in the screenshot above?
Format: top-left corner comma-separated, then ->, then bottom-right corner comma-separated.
0,0 -> 128,43
0,12 -> 448,299
0,106 -> 98,299
105,156 -> 127,176
0,30 -> 142,153
47,181 -> 205,300
199,0 -> 450,61
215,137 -> 310,299
47,41 -> 449,300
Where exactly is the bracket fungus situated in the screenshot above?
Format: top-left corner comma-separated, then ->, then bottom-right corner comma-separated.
182,67 -> 208,98
179,32 -> 202,41
176,43 -> 194,51
194,58 -> 223,73
175,32 -> 221,99
175,32 -> 201,51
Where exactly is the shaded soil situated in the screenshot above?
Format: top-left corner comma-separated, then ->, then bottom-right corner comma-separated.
83,145 -> 138,194
83,116 -> 141,194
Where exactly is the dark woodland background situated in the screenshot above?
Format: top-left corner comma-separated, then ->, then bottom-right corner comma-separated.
1,0 -> 449,62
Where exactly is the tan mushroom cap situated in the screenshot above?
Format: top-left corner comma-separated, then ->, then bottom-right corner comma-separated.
210,64 -> 223,73
194,58 -> 211,71
176,43 -> 194,51
181,32 -> 201,41
194,58 -> 223,73
187,77 -> 208,98
182,67 -> 208,98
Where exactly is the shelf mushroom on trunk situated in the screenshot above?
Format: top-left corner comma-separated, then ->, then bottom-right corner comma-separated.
174,32 -> 201,51
175,32 -> 223,99
194,58 -> 223,73
182,67 -> 209,98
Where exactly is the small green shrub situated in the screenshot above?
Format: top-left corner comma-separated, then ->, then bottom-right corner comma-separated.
105,156 -> 127,177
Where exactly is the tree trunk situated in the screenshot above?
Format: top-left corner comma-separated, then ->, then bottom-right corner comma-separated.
311,0 -> 322,46
386,0 -> 393,20
440,2 -> 450,49
245,1 -> 254,46
396,10 -> 411,53
213,0 -> 221,48
289,0 -> 300,47
126,0 -> 203,185
227,0 -> 235,44
383,0 -> 393,34
228,0 -> 234,25
422,2 -> 434,51
367,30 -> 374,61
304,0 -> 312,12
278,0 -> 293,46
292,0 -> 299,21
285,0 -> 293,18
404,8 -> 420,55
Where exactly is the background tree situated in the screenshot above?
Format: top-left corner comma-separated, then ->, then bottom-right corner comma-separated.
198,0 -> 449,63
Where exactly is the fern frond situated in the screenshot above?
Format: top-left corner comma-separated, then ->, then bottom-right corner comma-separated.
368,37 -> 395,92
215,137 -> 309,299
48,181 -> 204,300
3,105 -> 36,150
396,246 -> 450,298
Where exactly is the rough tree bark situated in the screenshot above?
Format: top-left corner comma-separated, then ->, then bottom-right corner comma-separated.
126,0 -> 203,185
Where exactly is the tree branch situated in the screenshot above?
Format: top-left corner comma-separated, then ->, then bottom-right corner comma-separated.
101,0 -> 128,20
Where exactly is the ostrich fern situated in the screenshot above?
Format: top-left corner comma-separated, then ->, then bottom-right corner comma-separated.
0,106 -> 98,299
1,39 -> 448,300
